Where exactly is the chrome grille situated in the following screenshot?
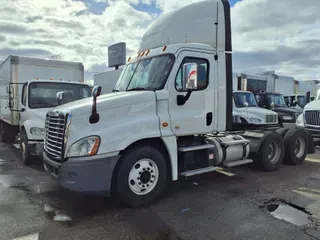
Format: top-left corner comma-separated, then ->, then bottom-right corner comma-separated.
305,110 -> 320,126
266,114 -> 277,123
44,111 -> 66,161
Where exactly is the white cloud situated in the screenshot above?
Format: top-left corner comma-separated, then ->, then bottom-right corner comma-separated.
0,0 -> 319,81
231,0 -> 320,80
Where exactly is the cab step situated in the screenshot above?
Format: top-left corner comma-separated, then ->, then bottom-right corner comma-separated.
181,166 -> 218,177
223,159 -> 253,167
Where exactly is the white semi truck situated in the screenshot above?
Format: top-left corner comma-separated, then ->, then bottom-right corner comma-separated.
43,0 -> 313,207
0,55 -> 91,164
94,69 -> 123,94
232,74 -> 278,127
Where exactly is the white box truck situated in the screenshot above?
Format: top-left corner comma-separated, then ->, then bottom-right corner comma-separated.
0,55 -> 91,164
93,69 -> 123,94
43,0 -> 313,207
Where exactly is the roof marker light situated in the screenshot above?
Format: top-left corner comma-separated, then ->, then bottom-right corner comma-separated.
162,46 -> 167,52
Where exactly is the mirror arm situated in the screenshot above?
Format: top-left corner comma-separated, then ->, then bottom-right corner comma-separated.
89,96 -> 99,124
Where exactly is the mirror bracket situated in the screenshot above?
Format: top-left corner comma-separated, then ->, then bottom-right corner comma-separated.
89,86 -> 102,124
177,91 -> 192,106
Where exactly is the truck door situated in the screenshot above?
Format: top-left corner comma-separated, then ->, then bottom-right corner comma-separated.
168,51 -> 215,135
19,83 -> 28,126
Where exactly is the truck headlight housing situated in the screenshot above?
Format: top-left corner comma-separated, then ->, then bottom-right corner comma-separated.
296,113 -> 305,127
67,136 -> 100,157
250,117 -> 262,123
282,115 -> 293,121
30,127 -> 45,135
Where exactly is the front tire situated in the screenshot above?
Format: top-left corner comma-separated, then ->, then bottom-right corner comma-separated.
20,131 -> 32,165
114,145 -> 167,207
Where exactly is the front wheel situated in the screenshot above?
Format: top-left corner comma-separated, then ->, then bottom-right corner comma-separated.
114,145 -> 167,207
283,129 -> 308,165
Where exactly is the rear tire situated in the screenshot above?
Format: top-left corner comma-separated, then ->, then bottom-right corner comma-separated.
255,131 -> 284,172
276,128 -> 289,138
20,131 -> 32,165
114,145 -> 167,207
283,129 -> 308,165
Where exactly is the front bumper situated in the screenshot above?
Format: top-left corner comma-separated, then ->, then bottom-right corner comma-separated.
43,153 -> 121,196
282,123 -> 296,129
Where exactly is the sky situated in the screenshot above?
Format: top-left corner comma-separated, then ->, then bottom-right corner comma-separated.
0,0 -> 319,82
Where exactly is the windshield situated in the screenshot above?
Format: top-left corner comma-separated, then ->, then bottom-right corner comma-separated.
233,92 -> 258,108
267,94 -> 286,107
28,82 -> 91,109
114,55 -> 174,91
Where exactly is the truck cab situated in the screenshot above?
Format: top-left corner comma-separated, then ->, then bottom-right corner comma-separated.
7,79 -> 91,164
254,92 -> 302,128
232,90 -> 278,126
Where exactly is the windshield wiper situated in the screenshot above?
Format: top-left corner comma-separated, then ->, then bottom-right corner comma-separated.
112,89 -> 119,92
127,87 -> 146,91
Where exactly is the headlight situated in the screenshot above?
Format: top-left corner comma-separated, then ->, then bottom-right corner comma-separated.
67,136 -> 100,157
30,127 -> 45,135
282,115 -> 293,121
296,113 -> 304,127
250,117 -> 262,123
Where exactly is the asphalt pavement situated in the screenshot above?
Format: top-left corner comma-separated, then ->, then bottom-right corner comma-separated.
2,141 -> 320,240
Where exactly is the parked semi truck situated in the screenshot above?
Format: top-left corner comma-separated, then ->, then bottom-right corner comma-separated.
232,74 -> 278,127
0,55 -> 91,164
43,0 -> 313,207
94,69 -> 123,93
237,73 -> 302,128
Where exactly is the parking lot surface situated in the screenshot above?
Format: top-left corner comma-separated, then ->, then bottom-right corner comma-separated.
1,141 -> 320,240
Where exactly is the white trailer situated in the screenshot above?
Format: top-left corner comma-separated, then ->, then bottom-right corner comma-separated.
0,55 -> 91,164
43,0 -> 313,207
93,69 -> 123,94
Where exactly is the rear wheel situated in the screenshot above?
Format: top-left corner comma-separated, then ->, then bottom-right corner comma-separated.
255,131 -> 284,172
276,128 -> 289,138
283,129 -> 308,165
114,145 -> 167,207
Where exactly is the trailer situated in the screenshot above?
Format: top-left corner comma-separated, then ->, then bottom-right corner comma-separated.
43,0 -> 313,207
0,55 -> 91,164
93,69 -> 123,94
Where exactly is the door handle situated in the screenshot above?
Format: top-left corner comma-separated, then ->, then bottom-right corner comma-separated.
206,112 -> 212,126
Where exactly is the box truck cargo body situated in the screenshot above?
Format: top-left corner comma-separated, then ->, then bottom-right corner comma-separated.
0,55 -> 91,164
93,69 -> 123,93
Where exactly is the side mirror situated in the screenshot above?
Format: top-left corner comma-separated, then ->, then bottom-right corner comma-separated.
244,102 -> 249,107
306,91 -> 311,104
182,63 -> 199,91
56,91 -> 65,105
292,100 -> 297,106
92,86 -> 102,98
270,102 -> 275,109
89,86 -> 102,124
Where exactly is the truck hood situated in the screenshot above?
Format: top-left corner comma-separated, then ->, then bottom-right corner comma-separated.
304,100 -> 320,111
53,91 -> 156,116
234,107 -> 276,115
274,106 -> 302,114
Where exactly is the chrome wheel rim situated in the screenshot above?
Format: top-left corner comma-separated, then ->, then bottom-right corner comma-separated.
294,136 -> 305,158
128,158 -> 159,195
268,142 -> 280,164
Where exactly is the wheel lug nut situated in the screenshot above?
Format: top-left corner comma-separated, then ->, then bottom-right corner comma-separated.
137,177 -> 140,180
139,172 -> 142,174
152,175 -> 155,178
143,168 -> 146,171
138,182 -> 141,185
150,180 -> 153,183
142,185 -> 145,188
147,184 -> 149,187
147,167 -> 150,170
151,170 -> 153,173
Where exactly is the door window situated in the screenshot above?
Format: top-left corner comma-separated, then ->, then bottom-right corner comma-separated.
21,84 -> 27,106
175,57 -> 209,91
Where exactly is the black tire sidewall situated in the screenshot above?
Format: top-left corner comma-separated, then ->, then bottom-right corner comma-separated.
276,128 -> 289,138
284,129 -> 308,165
115,145 -> 167,207
258,132 -> 284,171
